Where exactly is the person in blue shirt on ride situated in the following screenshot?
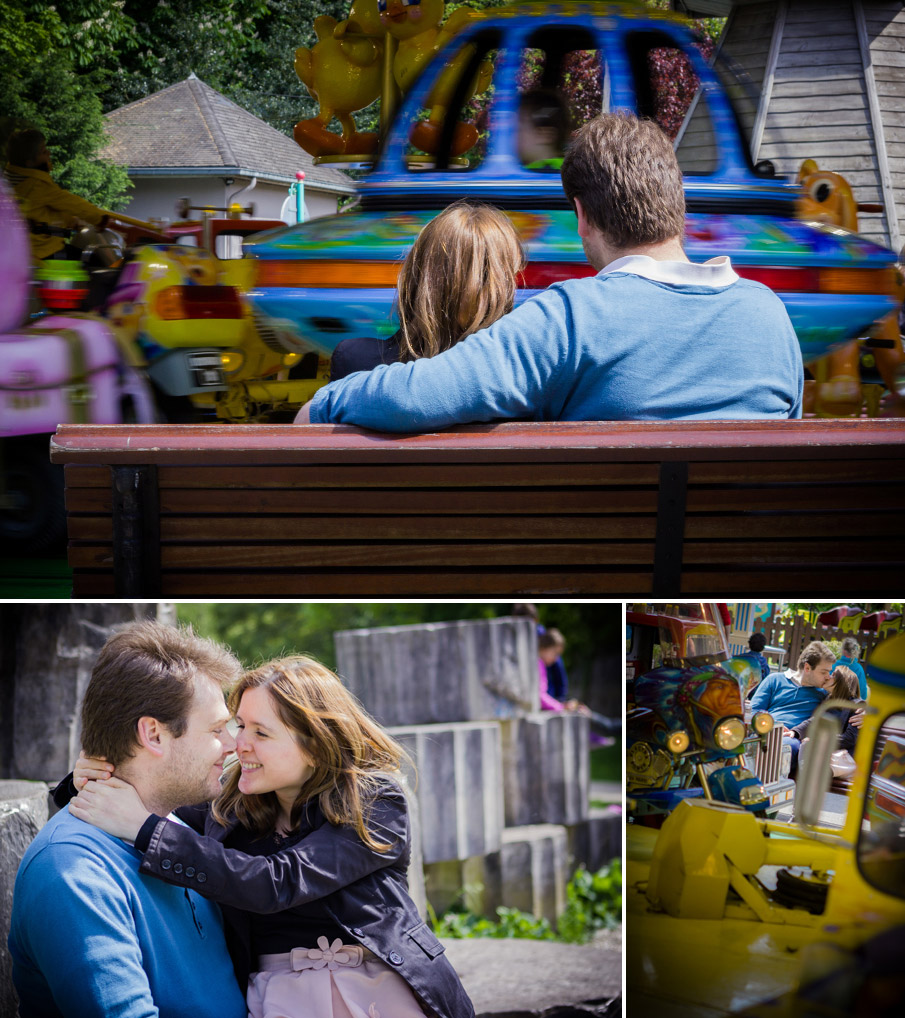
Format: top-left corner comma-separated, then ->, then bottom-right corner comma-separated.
749,640 -> 835,778
295,112 -> 803,429
748,631 -> 771,682
833,636 -> 868,700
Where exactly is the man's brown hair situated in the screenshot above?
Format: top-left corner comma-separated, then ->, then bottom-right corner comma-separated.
80,620 -> 241,766
797,640 -> 835,672
560,113 -> 686,248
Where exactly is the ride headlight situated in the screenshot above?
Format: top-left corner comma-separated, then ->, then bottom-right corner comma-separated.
666,730 -> 690,755
221,349 -> 244,374
752,712 -> 774,734
739,785 -> 767,806
714,716 -> 746,750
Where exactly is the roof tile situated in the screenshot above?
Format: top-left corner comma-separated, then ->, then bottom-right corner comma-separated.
102,75 -> 353,192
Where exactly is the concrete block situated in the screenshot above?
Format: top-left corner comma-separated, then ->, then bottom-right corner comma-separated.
389,722 -> 503,864
568,806 -> 622,873
395,773 -> 427,919
501,711 -> 590,828
0,781 -> 51,1018
335,617 -> 539,726
495,824 -> 568,923
425,824 -> 569,925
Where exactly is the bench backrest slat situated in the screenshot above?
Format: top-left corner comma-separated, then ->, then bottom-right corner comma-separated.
51,421 -> 905,597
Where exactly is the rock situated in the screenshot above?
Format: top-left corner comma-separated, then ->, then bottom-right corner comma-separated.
443,930 -> 622,1017
502,712 -> 590,828
389,721 -> 504,864
335,617 -> 539,727
0,781 -> 50,1018
8,605 -> 142,781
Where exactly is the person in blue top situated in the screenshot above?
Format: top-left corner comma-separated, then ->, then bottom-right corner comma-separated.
295,112 -> 803,430
8,620 -> 247,1018
748,631 -> 771,682
833,636 -> 868,700
749,640 -> 835,778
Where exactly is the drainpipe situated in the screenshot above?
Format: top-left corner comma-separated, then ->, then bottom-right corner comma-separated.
226,177 -> 257,216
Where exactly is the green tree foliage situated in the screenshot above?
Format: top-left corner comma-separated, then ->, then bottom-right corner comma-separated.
176,602 -> 617,674
432,861 -> 621,942
1,2 -> 132,208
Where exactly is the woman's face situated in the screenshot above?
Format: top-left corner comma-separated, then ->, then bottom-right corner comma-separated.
235,685 -> 315,804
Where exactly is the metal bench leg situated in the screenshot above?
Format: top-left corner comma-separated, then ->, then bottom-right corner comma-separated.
112,465 -> 161,596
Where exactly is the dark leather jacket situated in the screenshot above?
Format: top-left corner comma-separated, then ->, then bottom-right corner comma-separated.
138,781 -> 474,1018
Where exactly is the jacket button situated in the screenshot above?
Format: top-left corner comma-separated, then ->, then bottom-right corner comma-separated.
197,872 -> 207,883
352,928 -> 363,938
173,863 -> 183,875
186,867 -> 195,878
161,859 -> 172,871
388,952 -> 403,966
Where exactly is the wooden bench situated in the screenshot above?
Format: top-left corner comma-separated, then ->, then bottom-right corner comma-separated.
49,418 -> 905,597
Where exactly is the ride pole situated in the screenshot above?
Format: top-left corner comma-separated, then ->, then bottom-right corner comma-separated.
295,171 -> 305,223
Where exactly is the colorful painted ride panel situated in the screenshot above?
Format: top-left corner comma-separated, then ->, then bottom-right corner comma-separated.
632,665 -> 745,757
247,1 -> 900,364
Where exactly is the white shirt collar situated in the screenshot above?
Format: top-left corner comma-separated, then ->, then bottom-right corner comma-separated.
599,254 -> 739,287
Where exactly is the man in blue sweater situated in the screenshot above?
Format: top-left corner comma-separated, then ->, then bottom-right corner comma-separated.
749,640 -> 835,777
295,113 -> 803,430
9,621 -> 248,1018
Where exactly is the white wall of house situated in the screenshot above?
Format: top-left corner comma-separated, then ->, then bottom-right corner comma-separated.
118,175 -> 341,227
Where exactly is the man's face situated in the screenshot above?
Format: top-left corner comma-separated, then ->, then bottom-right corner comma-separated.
801,658 -> 834,689
156,677 -> 235,810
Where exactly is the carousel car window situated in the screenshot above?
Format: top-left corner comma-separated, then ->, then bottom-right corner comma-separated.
625,29 -> 718,176
405,28 -> 501,172
516,26 -> 605,172
857,716 -> 905,900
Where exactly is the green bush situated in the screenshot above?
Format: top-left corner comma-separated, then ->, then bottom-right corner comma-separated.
431,860 -> 621,944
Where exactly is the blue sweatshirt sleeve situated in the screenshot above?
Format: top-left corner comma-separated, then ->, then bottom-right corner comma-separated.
11,845 -> 158,1018
308,288 -> 571,432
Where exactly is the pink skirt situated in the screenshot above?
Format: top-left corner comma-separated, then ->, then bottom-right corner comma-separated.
247,938 -> 426,1018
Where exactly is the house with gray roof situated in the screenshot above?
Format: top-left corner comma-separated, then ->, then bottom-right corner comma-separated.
101,74 -> 355,226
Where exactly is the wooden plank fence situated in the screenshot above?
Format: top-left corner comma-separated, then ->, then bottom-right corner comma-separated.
753,613 -> 897,668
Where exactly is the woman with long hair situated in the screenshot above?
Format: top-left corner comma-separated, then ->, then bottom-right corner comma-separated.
329,200 -> 525,379
67,656 -> 474,1018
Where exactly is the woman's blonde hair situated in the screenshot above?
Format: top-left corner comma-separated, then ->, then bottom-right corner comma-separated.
396,200 -> 525,362
212,656 -> 409,851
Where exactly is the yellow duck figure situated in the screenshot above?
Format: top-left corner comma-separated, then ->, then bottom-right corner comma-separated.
378,0 -> 492,156
294,0 -> 386,158
796,159 -> 905,416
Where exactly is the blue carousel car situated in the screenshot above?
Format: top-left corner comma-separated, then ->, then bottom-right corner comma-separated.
245,1 -> 900,366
